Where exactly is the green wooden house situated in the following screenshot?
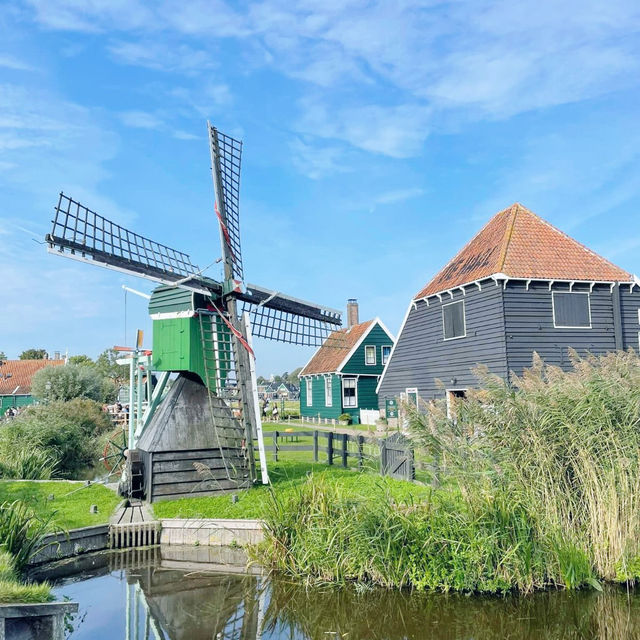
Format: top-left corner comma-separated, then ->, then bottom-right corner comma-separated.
299,313 -> 394,424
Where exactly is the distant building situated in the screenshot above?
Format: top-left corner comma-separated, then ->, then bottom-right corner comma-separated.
0,358 -> 66,413
299,300 -> 394,424
377,203 -> 640,413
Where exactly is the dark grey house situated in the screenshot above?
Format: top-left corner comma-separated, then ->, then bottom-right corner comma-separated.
377,203 -> 640,412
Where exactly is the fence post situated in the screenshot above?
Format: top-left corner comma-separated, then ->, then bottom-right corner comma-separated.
313,430 -> 319,462
341,433 -> 348,468
357,435 -> 364,471
379,438 -> 387,476
327,432 -> 334,465
273,431 -> 278,462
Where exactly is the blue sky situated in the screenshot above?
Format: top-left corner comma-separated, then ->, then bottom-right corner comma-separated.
1,0 -> 639,376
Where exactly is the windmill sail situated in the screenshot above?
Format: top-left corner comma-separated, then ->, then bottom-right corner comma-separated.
208,125 -> 244,283
46,193 -> 222,296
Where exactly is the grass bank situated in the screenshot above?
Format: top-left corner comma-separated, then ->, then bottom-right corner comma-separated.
153,461 -> 430,520
257,351 -> 640,594
0,481 -> 120,529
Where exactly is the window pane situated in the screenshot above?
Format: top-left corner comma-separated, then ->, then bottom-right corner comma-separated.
382,346 -> 391,364
443,301 -> 465,339
553,293 -> 590,327
365,345 -> 375,364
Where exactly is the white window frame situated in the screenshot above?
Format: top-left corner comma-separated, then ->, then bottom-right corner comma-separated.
446,388 -> 468,419
552,291 -> 592,329
325,376 -> 333,407
381,345 -> 392,365
342,377 -> 358,408
405,387 -> 418,406
442,300 -> 467,341
305,378 -> 312,407
364,345 -> 376,366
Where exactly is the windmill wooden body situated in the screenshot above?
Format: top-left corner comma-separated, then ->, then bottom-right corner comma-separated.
45,123 -> 342,501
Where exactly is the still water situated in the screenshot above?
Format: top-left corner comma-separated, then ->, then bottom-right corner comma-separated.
40,547 -> 640,640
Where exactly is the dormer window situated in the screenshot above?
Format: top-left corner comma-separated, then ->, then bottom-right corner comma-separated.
553,292 -> 591,328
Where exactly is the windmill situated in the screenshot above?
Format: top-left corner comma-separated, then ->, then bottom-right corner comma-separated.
45,123 -> 342,501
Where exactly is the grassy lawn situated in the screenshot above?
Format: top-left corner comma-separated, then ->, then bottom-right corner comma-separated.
152,461 -> 432,520
0,481 -> 120,530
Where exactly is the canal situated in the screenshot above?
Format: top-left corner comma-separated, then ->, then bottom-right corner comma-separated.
39,547 -> 640,639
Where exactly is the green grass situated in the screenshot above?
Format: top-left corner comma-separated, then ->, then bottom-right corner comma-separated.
0,550 -> 52,604
0,481 -> 120,530
152,461 -> 430,520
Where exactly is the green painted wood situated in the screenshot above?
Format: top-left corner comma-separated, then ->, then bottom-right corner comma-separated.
300,373 -> 342,419
340,323 -> 393,375
0,395 -> 33,414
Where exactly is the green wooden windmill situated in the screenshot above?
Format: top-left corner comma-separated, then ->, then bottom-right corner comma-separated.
45,123 -> 342,501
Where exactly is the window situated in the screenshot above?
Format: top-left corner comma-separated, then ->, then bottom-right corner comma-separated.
553,292 -> 591,328
342,378 -> 357,408
306,378 -> 312,407
365,345 -> 376,365
325,377 -> 333,407
405,388 -> 418,407
446,389 -> 467,419
442,300 -> 466,340
381,345 -> 392,365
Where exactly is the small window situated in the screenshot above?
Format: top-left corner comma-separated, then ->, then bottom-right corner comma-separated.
325,377 -> 332,407
381,345 -> 392,365
365,345 -> 376,365
405,387 -> 418,407
342,378 -> 357,408
442,300 -> 466,340
306,378 -> 312,407
446,389 -> 467,419
553,292 -> 591,328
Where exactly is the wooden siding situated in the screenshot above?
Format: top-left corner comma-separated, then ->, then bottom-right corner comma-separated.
341,323 -> 393,375
378,283 -> 508,404
620,287 -> 640,351
503,282 -> 629,376
300,374 -> 342,420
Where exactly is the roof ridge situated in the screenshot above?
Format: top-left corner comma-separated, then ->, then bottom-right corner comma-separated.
496,203 -> 519,271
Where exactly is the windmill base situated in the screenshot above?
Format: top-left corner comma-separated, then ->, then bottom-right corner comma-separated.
135,373 -> 251,503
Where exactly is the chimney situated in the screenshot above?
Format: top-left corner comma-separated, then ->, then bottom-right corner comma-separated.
54,351 -> 60,360
346,299 -> 359,330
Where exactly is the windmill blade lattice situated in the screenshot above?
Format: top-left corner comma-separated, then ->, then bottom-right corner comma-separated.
209,126 -> 244,283
46,193 -> 222,295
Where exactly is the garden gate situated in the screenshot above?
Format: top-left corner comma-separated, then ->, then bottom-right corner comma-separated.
380,433 -> 415,481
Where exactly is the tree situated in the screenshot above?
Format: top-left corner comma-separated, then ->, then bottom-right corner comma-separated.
0,352 -> 6,361
68,354 -> 94,366
31,364 -> 104,403
287,367 -> 302,385
19,349 -> 47,360
94,348 -> 129,389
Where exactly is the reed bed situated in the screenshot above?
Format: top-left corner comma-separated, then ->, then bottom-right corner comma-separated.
259,350 -> 640,593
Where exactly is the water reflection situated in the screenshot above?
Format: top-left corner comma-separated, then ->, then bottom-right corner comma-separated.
48,548 -> 640,640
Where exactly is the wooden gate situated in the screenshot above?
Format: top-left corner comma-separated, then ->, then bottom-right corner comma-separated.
380,433 -> 414,481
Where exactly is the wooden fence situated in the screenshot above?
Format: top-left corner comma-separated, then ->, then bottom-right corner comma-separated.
258,430 -> 416,481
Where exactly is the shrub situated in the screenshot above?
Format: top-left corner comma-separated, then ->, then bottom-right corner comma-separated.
0,399 -> 113,476
31,364 -> 105,402
338,413 -> 352,424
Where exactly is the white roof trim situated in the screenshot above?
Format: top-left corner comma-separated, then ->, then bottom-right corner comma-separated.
336,319 -> 391,373
415,272 -> 637,304
376,303 -> 413,394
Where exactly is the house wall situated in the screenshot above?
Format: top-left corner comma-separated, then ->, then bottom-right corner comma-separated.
300,374 -> 342,420
503,282 -> 640,376
377,282 -> 508,405
341,324 -> 394,376
0,395 -> 33,414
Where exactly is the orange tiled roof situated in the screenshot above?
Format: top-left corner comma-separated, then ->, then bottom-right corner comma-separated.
416,203 -> 633,298
0,359 -> 66,395
299,320 -> 375,376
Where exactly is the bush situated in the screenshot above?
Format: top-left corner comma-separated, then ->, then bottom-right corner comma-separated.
0,399 -> 113,477
338,413 -> 352,424
31,364 -> 105,402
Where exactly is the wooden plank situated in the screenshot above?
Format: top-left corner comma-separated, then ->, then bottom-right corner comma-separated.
152,478 -> 240,498
272,445 -> 314,452
153,458 -> 243,473
152,449 -> 237,462
152,469 -> 239,484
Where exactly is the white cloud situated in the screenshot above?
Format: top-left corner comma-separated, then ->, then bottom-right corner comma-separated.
108,40 -> 217,74
119,110 -> 164,130
289,137 -> 349,179
0,54 -> 35,71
